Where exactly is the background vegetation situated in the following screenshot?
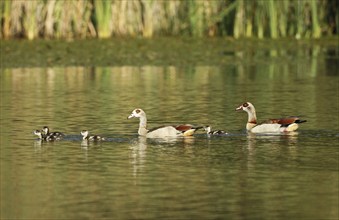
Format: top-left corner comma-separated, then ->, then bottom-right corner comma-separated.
0,0 -> 337,39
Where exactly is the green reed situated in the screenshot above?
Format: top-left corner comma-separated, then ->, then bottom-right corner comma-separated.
268,0 -> 278,38
0,0 -> 335,39
23,2 -> 36,40
94,0 -> 112,38
188,0 -> 204,37
310,0 -> 321,38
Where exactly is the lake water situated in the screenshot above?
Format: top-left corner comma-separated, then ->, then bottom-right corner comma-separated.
1,39 -> 338,219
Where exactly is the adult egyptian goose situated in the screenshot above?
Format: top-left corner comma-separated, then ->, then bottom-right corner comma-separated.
236,102 -> 307,133
127,108 -> 202,138
204,125 -> 228,135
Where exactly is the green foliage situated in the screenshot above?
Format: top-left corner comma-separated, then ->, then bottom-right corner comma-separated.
94,0 -> 112,38
0,0 -> 336,39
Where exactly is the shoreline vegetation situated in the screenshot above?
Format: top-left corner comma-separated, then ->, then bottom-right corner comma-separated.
0,0 -> 337,40
1,38 -> 338,68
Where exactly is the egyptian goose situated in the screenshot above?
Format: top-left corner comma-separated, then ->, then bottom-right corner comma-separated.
81,130 -> 105,141
42,126 -> 65,140
204,125 -> 228,135
236,102 -> 307,133
127,108 -> 202,138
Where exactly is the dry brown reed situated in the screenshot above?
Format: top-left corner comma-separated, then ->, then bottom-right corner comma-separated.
0,0 -> 336,39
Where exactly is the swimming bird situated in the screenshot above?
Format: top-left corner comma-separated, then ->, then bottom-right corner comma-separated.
236,102 -> 307,133
204,125 -> 228,135
42,126 -> 64,140
81,130 -> 105,141
33,130 -> 44,140
127,108 -> 202,138
33,129 -> 57,141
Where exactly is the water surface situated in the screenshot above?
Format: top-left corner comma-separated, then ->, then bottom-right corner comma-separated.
1,40 -> 338,219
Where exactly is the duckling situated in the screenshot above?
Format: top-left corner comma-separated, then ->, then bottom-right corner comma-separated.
204,125 -> 228,135
33,130 -> 57,141
33,130 -> 44,140
81,130 -> 105,141
42,126 -> 64,140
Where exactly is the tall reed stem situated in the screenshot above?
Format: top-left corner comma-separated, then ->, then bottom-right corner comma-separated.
268,0 -> 278,39
310,0 -> 321,38
94,0 -> 112,38
1,0 -> 11,38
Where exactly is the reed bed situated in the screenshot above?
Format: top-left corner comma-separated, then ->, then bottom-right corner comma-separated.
0,0 -> 337,39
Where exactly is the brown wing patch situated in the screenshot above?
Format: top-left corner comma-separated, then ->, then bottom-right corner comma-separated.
175,124 -> 193,132
264,117 -> 300,125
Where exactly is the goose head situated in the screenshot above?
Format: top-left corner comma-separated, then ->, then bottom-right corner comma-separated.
236,102 -> 255,113
127,108 -> 146,119
236,102 -> 257,128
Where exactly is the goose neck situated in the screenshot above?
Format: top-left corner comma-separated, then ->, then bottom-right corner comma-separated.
247,108 -> 257,124
138,116 -> 148,136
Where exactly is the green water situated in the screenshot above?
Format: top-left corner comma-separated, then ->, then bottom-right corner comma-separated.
0,39 -> 338,219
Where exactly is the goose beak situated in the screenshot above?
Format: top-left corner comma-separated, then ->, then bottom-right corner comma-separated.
236,106 -> 243,111
127,114 -> 135,119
